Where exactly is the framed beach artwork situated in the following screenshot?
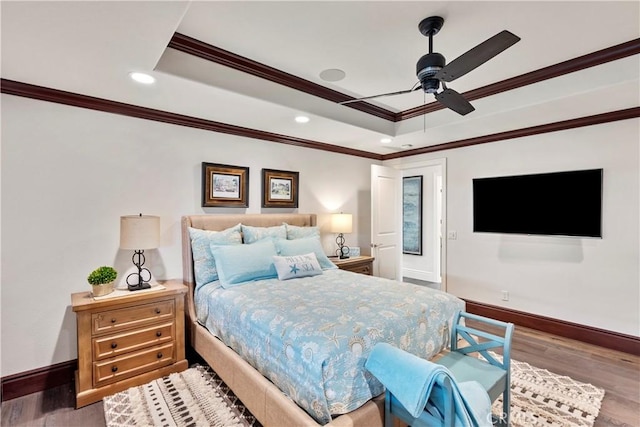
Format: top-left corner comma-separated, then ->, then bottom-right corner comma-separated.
403,175 -> 423,255
202,162 -> 249,207
262,168 -> 299,208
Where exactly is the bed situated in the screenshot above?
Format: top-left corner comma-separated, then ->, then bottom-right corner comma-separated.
181,213 -> 464,426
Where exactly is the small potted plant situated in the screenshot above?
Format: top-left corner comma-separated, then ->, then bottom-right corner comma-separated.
87,266 -> 118,297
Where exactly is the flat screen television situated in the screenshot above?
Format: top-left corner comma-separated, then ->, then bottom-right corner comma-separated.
473,169 -> 603,237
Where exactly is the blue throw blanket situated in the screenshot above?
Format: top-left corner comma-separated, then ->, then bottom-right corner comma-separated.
365,342 -> 492,426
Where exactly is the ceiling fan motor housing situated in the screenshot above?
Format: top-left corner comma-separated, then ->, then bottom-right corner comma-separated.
416,52 -> 445,94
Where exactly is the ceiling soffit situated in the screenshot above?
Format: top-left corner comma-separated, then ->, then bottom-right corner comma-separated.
164,33 -> 640,125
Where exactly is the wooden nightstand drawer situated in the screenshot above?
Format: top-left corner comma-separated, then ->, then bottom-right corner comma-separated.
93,322 -> 174,360
92,300 -> 174,334
93,342 -> 175,388
347,263 -> 372,275
332,256 -> 375,276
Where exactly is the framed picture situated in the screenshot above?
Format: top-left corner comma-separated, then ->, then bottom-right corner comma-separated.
403,175 -> 423,255
262,168 -> 299,208
202,162 -> 249,207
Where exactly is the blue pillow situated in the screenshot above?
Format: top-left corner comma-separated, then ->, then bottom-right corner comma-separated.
211,238 -> 279,288
274,237 -> 337,270
241,224 -> 286,244
189,225 -> 242,288
273,253 -> 323,280
284,223 -> 321,240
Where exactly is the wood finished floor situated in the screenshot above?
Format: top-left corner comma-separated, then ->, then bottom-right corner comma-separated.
2,324 -> 638,427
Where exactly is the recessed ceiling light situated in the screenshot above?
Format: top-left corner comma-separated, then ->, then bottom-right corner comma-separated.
129,72 -> 155,84
319,69 -> 346,82
380,138 -> 392,144
295,115 -> 310,123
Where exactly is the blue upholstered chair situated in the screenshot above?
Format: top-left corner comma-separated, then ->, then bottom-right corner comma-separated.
436,311 -> 515,426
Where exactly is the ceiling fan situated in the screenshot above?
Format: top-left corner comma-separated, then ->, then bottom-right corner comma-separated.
340,16 -> 520,115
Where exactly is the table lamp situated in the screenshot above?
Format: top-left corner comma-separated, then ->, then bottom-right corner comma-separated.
330,213 -> 353,259
120,214 -> 160,291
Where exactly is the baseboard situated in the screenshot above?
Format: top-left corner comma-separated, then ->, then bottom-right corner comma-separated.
3,308 -> 638,401
464,299 -> 640,356
1,347 -> 204,402
1,359 -> 77,401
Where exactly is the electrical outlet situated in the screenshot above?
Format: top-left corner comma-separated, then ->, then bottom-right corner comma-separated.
501,290 -> 509,301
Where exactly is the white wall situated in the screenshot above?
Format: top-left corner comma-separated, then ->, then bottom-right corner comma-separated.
3,94 -> 638,378
386,119 -> 640,336
0,95 -> 377,376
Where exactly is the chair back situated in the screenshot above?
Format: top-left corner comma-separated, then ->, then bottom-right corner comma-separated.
450,311 -> 514,372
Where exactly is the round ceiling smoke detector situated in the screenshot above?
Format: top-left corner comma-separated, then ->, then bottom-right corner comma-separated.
319,69 -> 346,82
401,144 -> 414,149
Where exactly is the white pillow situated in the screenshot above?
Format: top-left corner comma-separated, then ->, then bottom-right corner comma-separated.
272,252 -> 323,280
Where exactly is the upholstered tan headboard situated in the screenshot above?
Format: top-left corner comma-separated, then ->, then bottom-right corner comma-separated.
181,213 -> 317,287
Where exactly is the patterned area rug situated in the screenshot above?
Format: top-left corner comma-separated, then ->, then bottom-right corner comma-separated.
493,357 -> 605,427
104,359 -> 604,427
103,365 -> 261,427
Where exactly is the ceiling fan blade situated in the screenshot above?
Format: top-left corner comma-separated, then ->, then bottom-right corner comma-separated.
339,83 -> 420,105
435,30 -> 520,82
435,88 -> 475,115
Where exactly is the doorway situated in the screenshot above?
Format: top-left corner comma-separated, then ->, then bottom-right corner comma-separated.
371,159 -> 447,290
402,162 -> 443,289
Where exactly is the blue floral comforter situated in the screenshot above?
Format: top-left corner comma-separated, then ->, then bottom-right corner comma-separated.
195,269 -> 464,424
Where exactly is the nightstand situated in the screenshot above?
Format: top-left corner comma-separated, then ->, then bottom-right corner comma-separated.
71,282 -> 188,407
332,255 -> 375,275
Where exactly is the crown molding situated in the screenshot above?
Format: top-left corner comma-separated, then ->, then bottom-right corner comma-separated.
398,38 -> 640,120
382,107 -> 640,160
168,33 -> 639,123
0,79 -> 383,160
168,33 -> 398,122
3,79 -> 637,161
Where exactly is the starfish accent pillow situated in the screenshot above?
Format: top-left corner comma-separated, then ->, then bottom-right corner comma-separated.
273,252 -> 323,280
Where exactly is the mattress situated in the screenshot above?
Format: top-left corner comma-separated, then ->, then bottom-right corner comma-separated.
195,269 -> 464,424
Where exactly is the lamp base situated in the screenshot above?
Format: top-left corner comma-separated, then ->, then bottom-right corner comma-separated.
336,233 -> 350,259
126,250 -> 153,292
128,282 -> 151,292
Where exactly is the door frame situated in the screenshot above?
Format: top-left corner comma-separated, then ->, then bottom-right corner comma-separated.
394,158 -> 448,291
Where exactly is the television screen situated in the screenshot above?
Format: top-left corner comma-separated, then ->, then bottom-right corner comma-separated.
473,169 -> 603,237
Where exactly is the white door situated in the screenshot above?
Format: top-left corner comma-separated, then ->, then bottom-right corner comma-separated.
371,165 -> 401,280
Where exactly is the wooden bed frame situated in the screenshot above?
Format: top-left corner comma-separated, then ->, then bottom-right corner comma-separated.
181,214 -> 384,427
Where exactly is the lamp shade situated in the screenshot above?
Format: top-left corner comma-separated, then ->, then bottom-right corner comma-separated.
120,215 -> 160,250
330,213 -> 353,234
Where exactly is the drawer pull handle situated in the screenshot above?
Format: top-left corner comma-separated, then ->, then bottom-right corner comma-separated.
111,366 -> 118,373
111,342 -> 117,349
156,331 -> 162,337
155,308 -> 161,314
111,318 -> 117,323
157,352 -> 163,359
